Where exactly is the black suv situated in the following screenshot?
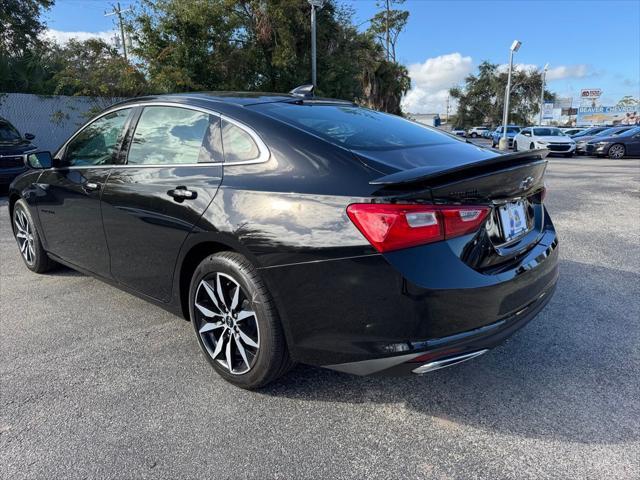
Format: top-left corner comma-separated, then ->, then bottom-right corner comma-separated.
0,117 -> 37,189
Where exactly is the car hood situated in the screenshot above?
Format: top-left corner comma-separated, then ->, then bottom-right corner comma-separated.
575,135 -> 601,143
351,141 -> 500,175
587,135 -> 624,144
536,136 -> 573,143
0,141 -> 37,156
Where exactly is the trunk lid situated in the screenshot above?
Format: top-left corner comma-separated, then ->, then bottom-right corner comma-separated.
353,146 -> 551,271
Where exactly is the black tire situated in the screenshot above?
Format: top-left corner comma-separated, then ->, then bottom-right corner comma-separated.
12,199 -> 57,273
470,132 -> 477,138
189,251 -> 294,389
564,152 -> 574,158
530,143 -> 535,150
608,143 -> 626,159
513,141 -> 518,152
491,140 -> 496,148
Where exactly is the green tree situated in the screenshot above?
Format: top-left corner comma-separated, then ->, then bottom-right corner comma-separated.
617,95 -> 639,106
53,39 -> 148,111
129,0 -> 409,113
0,0 -> 56,93
450,61 -> 555,127
367,0 -> 409,62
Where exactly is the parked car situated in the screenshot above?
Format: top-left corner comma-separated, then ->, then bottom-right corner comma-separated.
9,90 -> 558,389
575,126 -> 635,154
451,127 -> 466,137
571,126 -> 612,139
0,117 -> 37,189
490,125 -> 521,148
586,126 -> 640,158
481,129 -> 494,139
560,127 -> 586,136
467,126 -> 489,138
513,127 -> 576,157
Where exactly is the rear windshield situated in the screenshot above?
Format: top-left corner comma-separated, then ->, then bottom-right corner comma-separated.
250,102 -> 456,150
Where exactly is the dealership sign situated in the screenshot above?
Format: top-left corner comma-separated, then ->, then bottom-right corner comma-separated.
576,105 -> 639,126
580,89 -> 602,99
542,102 -> 555,119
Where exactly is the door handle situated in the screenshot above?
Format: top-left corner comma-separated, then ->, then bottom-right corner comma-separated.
167,186 -> 197,202
84,182 -> 100,192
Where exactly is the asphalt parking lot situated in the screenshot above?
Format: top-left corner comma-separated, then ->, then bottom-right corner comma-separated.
1,156 -> 639,479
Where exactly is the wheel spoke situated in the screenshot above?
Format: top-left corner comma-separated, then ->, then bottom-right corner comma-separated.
20,240 -> 27,253
230,284 -> 240,312
199,322 -> 224,334
236,310 -> 255,322
195,302 -> 223,318
225,334 -> 233,371
210,332 -> 226,359
16,232 -> 27,239
216,273 -> 227,310
237,326 -> 258,348
234,334 -> 250,368
200,280 -> 223,312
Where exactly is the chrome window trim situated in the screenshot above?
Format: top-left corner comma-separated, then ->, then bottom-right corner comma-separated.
55,101 -> 270,169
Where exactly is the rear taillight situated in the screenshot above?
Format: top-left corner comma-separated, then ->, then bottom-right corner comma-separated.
346,203 -> 490,253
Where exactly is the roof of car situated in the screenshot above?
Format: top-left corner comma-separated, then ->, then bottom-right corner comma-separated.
111,91 -> 354,110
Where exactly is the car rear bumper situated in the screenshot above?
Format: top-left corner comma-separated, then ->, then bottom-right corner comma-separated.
261,219 -> 559,373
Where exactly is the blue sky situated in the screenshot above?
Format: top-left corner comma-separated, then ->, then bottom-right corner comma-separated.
43,0 -> 640,113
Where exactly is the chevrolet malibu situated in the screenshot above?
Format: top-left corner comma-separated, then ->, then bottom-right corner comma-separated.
9,90 -> 559,389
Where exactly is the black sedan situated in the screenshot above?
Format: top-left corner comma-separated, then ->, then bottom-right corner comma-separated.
0,117 -> 37,189
586,126 -> 640,158
8,90 -> 559,389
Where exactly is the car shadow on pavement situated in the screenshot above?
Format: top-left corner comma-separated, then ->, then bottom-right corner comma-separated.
260,258 -> 639,446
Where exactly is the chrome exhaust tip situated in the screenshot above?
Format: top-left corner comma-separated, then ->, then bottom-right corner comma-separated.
411,349 -> 489,374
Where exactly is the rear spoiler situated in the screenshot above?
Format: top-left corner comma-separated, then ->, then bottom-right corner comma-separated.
369,149 -> 549,186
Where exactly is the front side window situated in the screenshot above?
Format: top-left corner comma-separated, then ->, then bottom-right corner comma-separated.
127,106 -> 211,165
64,109 -> 131,166
221,120 -> 261,162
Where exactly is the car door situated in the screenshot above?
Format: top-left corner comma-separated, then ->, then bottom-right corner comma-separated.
627,131 -> 640,155
520,128 -> 532,149
101,104 -> 223,302
36,108 -> 133,277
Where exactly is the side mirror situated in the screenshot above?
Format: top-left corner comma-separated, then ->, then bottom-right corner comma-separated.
23,151 -> 53,169
24,133 -> 36,141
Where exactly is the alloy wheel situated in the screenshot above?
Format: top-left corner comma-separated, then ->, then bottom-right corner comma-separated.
609,144 -> 625,159
14,210 -> 35,265
194,273 -> 260,375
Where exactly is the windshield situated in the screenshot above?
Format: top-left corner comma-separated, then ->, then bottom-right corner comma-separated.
533,128 -> 564,136
0,121 -> 22,142
597,127 -> 629,137
250,103 -> 456,150
618,126 -> 640,137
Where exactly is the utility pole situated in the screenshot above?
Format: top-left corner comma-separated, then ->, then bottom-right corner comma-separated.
446,95 -> 450,124
105,2 -> 131,61
308,0 -> 325,89
538,63 -> 549,126
385,0 -> 390,61
499,40 -> 522,151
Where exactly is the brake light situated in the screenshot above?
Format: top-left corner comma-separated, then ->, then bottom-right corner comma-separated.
346,203 -> 490,253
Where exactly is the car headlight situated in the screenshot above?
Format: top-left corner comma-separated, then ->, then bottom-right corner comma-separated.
537,141 -> 548,145
595,142 -> 609,147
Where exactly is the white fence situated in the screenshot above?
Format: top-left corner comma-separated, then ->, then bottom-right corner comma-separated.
0,93 -> 122,152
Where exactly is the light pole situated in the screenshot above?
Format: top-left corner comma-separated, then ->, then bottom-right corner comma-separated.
538,63 -> 549,126
105,2 -> 132,61
308,0 -> 326,89
499,40 -> 522,151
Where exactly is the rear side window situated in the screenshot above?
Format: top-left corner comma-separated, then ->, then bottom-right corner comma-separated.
221,120 -> 261,162
64,109 -> 131,166
127,106 -> 212,165
249,103 -> 456,151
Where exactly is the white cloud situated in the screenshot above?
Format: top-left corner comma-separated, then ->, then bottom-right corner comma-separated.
43,29 -> 117,45
402,52 -> 473,114
546,64 -> 590,80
